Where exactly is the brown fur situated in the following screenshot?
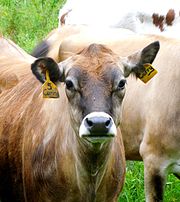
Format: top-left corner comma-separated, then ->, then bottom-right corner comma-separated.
152,9 -> 176,32
0,36 -> 33,94
165,9 -> 175,26
60,10 -> 72,25
152,13 -> 165,31
74,44 -> 120,76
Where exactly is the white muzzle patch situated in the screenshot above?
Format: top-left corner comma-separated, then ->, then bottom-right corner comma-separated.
79,112 -> 117,143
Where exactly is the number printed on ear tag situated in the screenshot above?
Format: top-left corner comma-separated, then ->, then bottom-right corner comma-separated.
42,71 -> 59,98
138,64 -> 158,83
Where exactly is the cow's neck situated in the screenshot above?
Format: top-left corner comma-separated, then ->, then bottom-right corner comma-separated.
74,138 -> 113,199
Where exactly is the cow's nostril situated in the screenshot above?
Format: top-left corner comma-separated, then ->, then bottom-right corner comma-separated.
86,118 -> 93,127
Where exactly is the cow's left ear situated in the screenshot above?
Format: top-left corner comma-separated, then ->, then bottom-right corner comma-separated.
122,41 -> 160,77
31,57 -> 63,83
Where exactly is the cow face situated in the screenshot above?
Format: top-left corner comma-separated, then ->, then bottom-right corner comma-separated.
31,42 -> 159,144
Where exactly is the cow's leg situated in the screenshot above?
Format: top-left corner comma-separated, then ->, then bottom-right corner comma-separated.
143,156 -> 166,202
140,142 -> 167,202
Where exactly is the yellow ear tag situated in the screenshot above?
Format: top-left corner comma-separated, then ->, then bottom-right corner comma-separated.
42,71 -> 59,98
138,63 -> 158,83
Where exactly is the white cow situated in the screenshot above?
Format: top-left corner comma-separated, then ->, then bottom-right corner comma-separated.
58,0 -> 180,38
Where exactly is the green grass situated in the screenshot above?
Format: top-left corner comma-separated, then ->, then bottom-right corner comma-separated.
119,161 -> 180,202
119,162 -> 145,202
0,0 -> 65,52
0,0 -> 179,201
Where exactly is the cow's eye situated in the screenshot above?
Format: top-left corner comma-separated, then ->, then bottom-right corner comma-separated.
65,79 -> 74,90
117,79 -> 126,90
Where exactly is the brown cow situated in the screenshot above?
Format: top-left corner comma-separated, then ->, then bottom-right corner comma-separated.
0,35 -> 159,201
32,27 -> 180,202
31,25 -> 134,62
119,36 -> 180,202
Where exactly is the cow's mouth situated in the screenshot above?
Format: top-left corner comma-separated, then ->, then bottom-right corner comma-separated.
82,133 -> 115,143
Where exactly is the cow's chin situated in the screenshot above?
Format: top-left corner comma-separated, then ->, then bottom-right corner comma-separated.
79,112 -> 117,144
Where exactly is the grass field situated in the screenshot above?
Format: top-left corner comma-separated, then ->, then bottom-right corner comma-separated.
0,0 -> 65,52
120,162 -> 180,202
0,0 -> 179,201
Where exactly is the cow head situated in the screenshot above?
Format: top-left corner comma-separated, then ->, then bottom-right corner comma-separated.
31,42 -> 159,144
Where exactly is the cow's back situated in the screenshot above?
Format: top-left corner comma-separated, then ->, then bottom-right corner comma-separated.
31,25 -> 99,61
0,36 -> 34,94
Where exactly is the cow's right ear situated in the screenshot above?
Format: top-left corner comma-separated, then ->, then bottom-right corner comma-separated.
31,57 -> 62,83
122,41 -> 160,78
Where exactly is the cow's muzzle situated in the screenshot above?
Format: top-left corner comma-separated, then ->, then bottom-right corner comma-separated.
79,112 -> 117,143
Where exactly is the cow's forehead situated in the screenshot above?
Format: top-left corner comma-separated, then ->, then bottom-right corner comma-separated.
65,44 -> 122,78
66,59 -> 123,82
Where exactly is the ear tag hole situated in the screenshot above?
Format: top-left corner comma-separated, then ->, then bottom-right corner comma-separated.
138,63 -> 158,83
42,70 -> 59,98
